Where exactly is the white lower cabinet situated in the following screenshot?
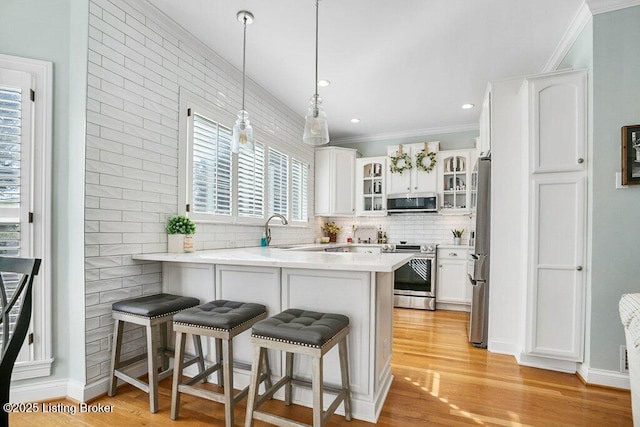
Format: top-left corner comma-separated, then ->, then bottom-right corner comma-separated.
436,248 -> 471,310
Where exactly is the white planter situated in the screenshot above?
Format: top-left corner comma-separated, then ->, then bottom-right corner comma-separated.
453,237 -> 462,245
168,234 -> 185,253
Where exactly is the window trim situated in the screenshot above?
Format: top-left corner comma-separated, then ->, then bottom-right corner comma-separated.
0,54 -> 53,380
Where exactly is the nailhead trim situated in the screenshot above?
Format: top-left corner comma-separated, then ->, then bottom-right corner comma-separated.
112,307 -> 193,320
174,311 -> 267,333
252,326 -> 349,350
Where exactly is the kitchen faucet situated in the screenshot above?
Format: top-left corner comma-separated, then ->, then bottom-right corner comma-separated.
264,214 -> 288,246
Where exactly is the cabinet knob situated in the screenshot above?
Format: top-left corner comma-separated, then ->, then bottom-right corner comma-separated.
407,187 -> 410,190
449,253 -> 458,257
576,266 -> 583,271
577,158 -> 584,164
439,264 -> 443,268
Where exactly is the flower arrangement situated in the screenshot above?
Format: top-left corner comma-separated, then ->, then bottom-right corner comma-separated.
166,215 -> 196,235
415,149 -> 437,173
321,221 -> 342,235
451,228 -> 464,238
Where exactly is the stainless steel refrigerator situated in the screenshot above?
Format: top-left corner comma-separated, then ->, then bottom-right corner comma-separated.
469,156 -> 490,348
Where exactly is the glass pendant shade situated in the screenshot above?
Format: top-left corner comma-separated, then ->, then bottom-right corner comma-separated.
303,95 -> 329,146
232,110 -> 254,153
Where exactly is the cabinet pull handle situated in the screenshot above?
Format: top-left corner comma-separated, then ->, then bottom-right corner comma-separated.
577,158 -> 584,164
576,266 -> 583,271
449,253 -> 457,257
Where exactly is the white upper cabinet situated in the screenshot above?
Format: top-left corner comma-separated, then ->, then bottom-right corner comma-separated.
479,86 -> 491,156
522,71 -> 587,174
314,147 -> 357,216
386,142 -> 439,195
437,148 -> 477,214
355,157 -> 387,216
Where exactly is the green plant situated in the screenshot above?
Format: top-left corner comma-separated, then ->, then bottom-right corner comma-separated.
166,215 -> 196,235
451,228 -> 464,238
321,221 -> 342,235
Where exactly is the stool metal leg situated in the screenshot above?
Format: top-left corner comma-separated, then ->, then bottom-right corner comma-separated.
312,355 -> 324,427
339,337 -> 352,421
146,323 -> 160,413
108,319 -> 124,397
284,352 -> 294,405
170,330 -> 186,420
244,346 -> 264,427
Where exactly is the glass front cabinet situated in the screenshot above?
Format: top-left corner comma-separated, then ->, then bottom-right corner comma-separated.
438,150 -> 476,214
356,157 -> 387,216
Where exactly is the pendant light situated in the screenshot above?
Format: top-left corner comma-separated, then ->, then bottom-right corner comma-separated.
302,0 -> 330,146
232,10 -> 254,153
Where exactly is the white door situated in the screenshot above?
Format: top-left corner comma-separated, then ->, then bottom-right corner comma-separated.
525,175 -> 586,361
332,148 -> 355,215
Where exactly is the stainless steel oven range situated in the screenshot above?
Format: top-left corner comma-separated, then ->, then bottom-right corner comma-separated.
383,243 -> 437,310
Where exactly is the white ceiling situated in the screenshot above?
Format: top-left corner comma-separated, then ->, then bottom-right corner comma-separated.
147,0 -> 585,142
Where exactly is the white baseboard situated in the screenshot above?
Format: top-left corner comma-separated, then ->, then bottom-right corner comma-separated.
488,339 -> 518,355
9,379 -> 69,403
516,352 -> 578,373
577,363 -> 630,390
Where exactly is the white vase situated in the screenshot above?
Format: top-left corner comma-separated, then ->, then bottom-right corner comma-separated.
453,237 -> 462,245
168,234 -> 185,253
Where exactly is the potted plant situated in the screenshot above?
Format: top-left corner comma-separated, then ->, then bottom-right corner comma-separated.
166,215 -> 196,253
321,222 -> 342,243
452,228 -> 464,245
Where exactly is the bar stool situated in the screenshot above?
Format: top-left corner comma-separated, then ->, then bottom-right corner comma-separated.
108,293 -> 203,413
245,309 -> 352,427
170,300 -> 272,427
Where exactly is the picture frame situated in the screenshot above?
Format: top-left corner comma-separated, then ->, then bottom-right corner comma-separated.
621,125 -> 640,185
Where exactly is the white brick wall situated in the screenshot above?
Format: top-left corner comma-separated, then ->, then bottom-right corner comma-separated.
84,0 -> 314,384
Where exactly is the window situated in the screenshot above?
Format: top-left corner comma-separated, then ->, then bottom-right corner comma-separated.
268,148 -> 288,217
0,54 -> 52,380
179,90 -> 310,225
190,113 -> 232,217
291,159 -> 308,222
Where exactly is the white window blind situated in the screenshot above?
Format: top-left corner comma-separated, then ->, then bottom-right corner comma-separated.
191,113 -> 232,216
238,141 -> 265,218
0,85 -> 22,257
291,159 -> 308,221
268,148 -> 288,217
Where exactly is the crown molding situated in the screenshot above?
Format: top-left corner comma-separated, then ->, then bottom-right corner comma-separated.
331,123 -> 479,145
586,0 -> 640,14
543,2 -> 593,72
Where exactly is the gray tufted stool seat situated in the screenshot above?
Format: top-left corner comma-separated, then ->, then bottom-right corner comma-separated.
245,309 -> 352,427
108,293 -> 203,413
170,300 -> 270,427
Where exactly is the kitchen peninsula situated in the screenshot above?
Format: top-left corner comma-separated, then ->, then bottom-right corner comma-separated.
132,246 -> 411,423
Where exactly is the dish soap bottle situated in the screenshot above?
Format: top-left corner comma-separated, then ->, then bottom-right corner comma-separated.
260,232 -> 268,247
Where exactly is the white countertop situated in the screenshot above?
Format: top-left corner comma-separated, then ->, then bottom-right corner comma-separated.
132,245 -> 413,273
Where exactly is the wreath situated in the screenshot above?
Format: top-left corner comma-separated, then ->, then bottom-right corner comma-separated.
389,152 -> 413,174
415,150 -> 437,173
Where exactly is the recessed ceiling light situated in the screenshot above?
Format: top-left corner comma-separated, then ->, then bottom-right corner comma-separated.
350,118 -> 360,123
318,79 -> 331,87
462,103 -> 475,109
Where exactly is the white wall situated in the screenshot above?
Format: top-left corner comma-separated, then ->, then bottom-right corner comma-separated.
83,0 -> 314,385
589,6 -> 640,372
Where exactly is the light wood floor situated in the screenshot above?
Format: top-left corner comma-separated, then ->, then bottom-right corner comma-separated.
10,309 -> 633,426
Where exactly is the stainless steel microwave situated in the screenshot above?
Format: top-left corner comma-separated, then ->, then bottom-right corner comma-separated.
386,192 -> 438,213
